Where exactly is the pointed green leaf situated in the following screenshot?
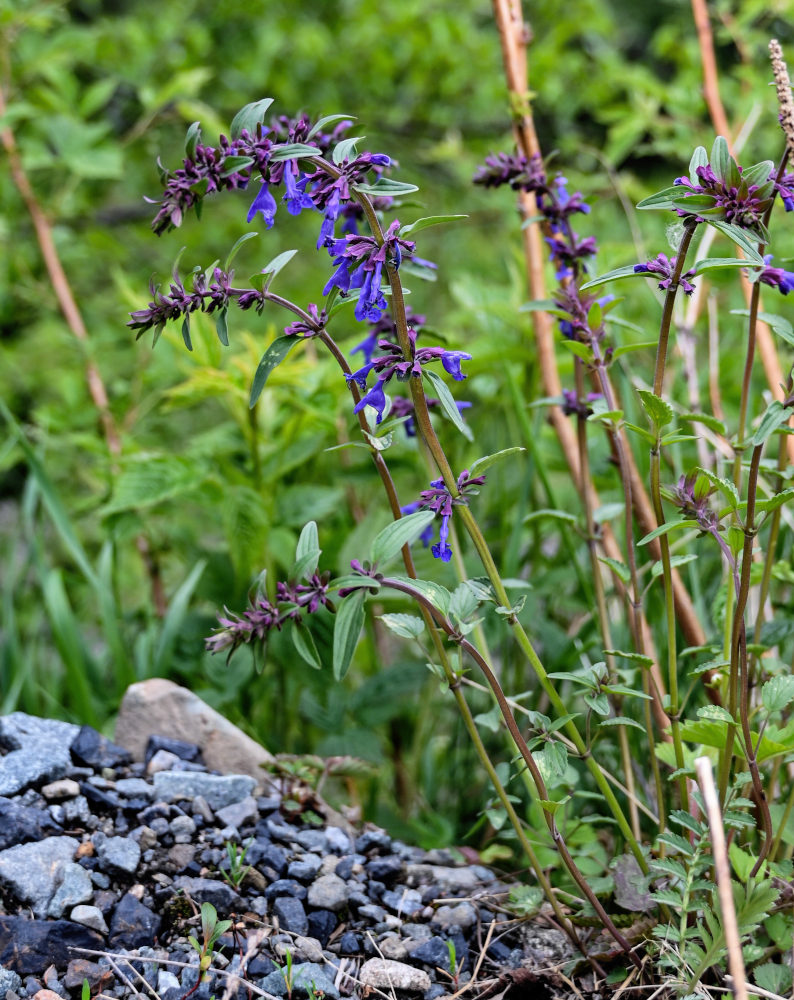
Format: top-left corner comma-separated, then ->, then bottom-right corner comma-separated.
269,143 -> 320,162
307,113 -> 355,140
422,368 -> 473,441
230,98 -> 274,140
688,145 -> 708,184
389,576 -> 451,616
694,257 -> 762,274
469,447 -> 525,477
695,467 -> 740,508
399,215 -> 468,237
181,316 -> 192,352
224,231 -> 258,271
249,336 -> 299,407
353,177 -> 419,197
262,248 -> 299,283
220,155 -> 255,177
294,521 -> 320,578
752,400 -> 790,447
185,121 -> 202,160
612,341 -> 658,360
291,621 -> 322,670
579,264 -> 643,291
637,389 -> 673,430
762,675 -> 794,714
332,136 -> 365,164
377,613 -> 425,639
638,517 -> 696,546
731,309 -> 794,345
598,556 -> 631,584
710,136 -> 730,183
636,185 -> 686,210
707,219 -> 765,259
370,510 -> 436,565
215,309 -> 229,346
332,589 -> 366,681
559,340 -> 593,361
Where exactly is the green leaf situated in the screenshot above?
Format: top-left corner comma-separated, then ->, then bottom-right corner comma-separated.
612,341 -> 658,360
636,185 -> 686,210
215,309 -> 229,347
332,590 -> 366,681
732,309 -> 794,346
580,263 -> 643,292
353,177 -> 419,196
523,508 -> 578,526
469,447 -> 525,477
262,248 -> 299,283
224,231 -> 258,271
230,98 -> 274,140
599,716 -> 646,732
679,411 -> 726,434
220,155 -> 255,177
755,963 -> 793,997
332,136 -> 364,163
185,120 -> 201,160
370,510 -> 436,565
269,143 -> 320,162
399,215 -> 468,237
762,675 -> 794,714
181,316 -> 192,352
291,621 -> 322,670
294,521 -> 320,578
330,573 -> 380,593
650,553 -> 697,578
638,517 -> 696,546
422,369 -> 473,440
249,336 -> 300,407
694,257 -> 759,274
752,400 -> 790,447
637,389 -> 673,430
688,145 -> 709,183
389,576 -> 451,616
710,136 -> 730,183
598,557 -> 631,584
706,219 -> 765,260
604,649 -> 654,666
559,340 -> 593,361
696,468 -> 740,509
307,113 -> 354,141
377,613 -> 425,639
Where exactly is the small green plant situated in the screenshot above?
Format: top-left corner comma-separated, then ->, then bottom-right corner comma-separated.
185,902 -> 232,998
81,979 -> 90,1000
221,837 -> 254,890
278,948 -> 294,1000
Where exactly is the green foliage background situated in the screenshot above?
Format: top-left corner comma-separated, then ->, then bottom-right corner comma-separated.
1,0 -> 793,847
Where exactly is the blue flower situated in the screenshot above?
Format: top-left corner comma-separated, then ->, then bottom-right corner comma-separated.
758,254 -> 794,295
431,514 -> 453,562
354,262 -> 387,322
352,377 -> 388,423
440,351 -> 472,381
283,168 -> 315,216
247,182 -> 278,227
351,330 -> 379,365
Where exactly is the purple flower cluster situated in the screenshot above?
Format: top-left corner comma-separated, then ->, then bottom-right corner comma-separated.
472,151 -> 548,193
668,473 -> 718,532
757,255 -> 794,295
561,390 -> 603,419
127,267 -> 324,339
351,307 -> 427,365
323,219 -> 416,324
347,326 -> 472,424
402,470 -> 486,562
634,253 -> 697,295
306,152 -> 392,247
205,573 -> 331,656
672,162 -> 774,233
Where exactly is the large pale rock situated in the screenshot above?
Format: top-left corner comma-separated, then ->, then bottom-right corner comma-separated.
114,679 -> 274,788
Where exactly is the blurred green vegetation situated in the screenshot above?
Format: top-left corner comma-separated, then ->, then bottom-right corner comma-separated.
1,0 -> 793,849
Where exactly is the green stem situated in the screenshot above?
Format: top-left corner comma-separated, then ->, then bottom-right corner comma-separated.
648,219 -> 698,812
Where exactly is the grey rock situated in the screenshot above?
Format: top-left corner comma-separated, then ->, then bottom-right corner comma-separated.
169,814 -> 196,842
404,864 -> 493,893
0,797 -> 61,851
172,877 -> 241,911
324,826 -> 351,853
258,962 -> 339,1000
157,972 -> 181,994
0,837 -> 78,917
131,826 -> 158,851
70,726 -> 131,769
146,749 -> 180,774
357,903 -> 386,923
115,678 -> 274,786
287,854 -> 322,881
356,829 -> 392,854
215,795 -> 257,830
359,959 -> 431,993
379,934 -> 408,961
108,892 -> 162,949
0,968 -> 22,994
114,778 -> 153,799
40,779 -> 80,800
293,829 -> 328,853
90,871 -> 110,889
410,936 -> 451,967
0,916 -> 103,976
152,771 -> 256,811
61,796 -> 91,824
70,905 -> 109,935
272,896 -> 308,935
96,836 -> 140,877
285,936 -> 324,963
192,795 -> 214,822
434,901 -> 477,930
0,714 -> 79,796
46,862 -> 93,918
382,886 -> 424,917
307,873 -> 348,911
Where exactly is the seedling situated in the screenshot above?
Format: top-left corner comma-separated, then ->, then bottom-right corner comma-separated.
184,902 -> 232,999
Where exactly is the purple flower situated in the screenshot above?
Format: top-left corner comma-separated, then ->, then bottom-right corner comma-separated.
473,151 -> 548,194
669,472 -> 718,532
561,389 -> 603,418
282,167 -> 315,216
634,253 -> 697,295
757,254 -> 794,295
404,470 -> 486,563
247,181 -> 278,226
283,303 -> 327,337
672,159 -> 773,233
352,378 -> 388,423
772,170 -> 794,212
